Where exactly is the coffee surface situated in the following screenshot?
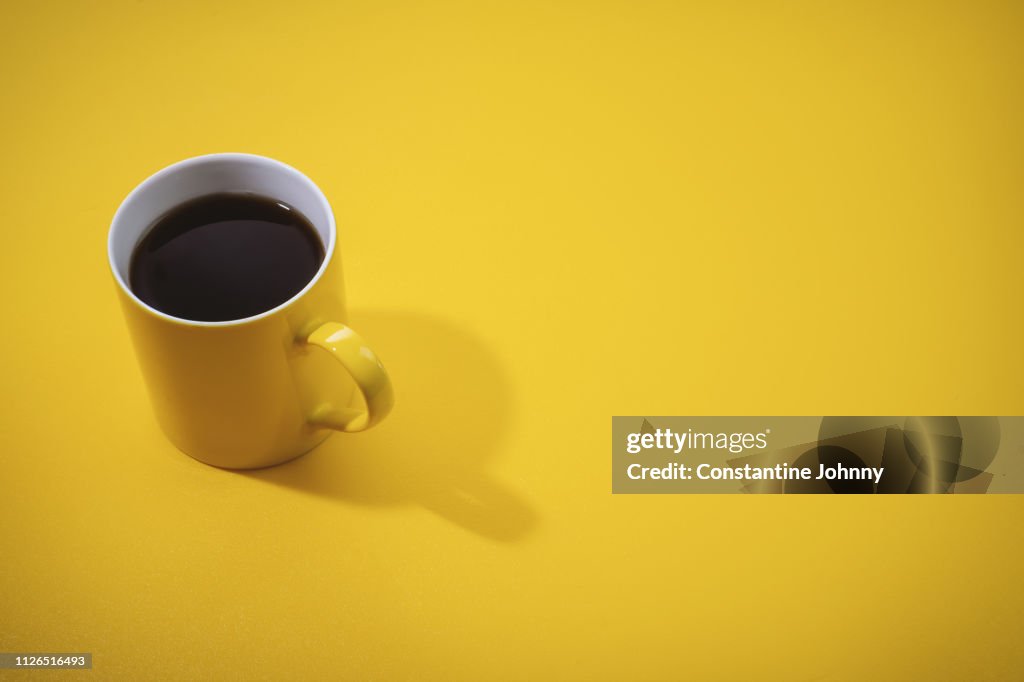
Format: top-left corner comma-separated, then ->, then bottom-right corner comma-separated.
130,193 -> 325,321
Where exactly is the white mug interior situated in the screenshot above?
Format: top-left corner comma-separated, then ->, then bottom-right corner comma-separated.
108,153 -> 337,325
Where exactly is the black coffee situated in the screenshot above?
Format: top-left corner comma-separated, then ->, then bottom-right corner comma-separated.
130,193 -> 325,321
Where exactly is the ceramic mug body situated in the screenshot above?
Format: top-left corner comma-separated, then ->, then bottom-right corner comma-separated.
108,153 -> 393,469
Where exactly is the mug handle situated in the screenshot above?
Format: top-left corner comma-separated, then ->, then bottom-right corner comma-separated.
304,322 -> 394,432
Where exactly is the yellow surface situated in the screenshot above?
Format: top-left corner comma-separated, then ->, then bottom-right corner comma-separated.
1,0 -> 1022,679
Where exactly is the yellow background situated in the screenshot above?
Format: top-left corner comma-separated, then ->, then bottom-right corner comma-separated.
2,0 -> 1022,679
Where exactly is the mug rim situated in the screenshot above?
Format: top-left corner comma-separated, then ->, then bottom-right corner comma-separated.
107,152 -> 338,328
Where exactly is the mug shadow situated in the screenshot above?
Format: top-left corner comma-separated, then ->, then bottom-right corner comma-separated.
241,309 -> 538,542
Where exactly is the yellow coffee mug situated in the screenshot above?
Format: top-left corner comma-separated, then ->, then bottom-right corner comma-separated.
108,153 -> 394,469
